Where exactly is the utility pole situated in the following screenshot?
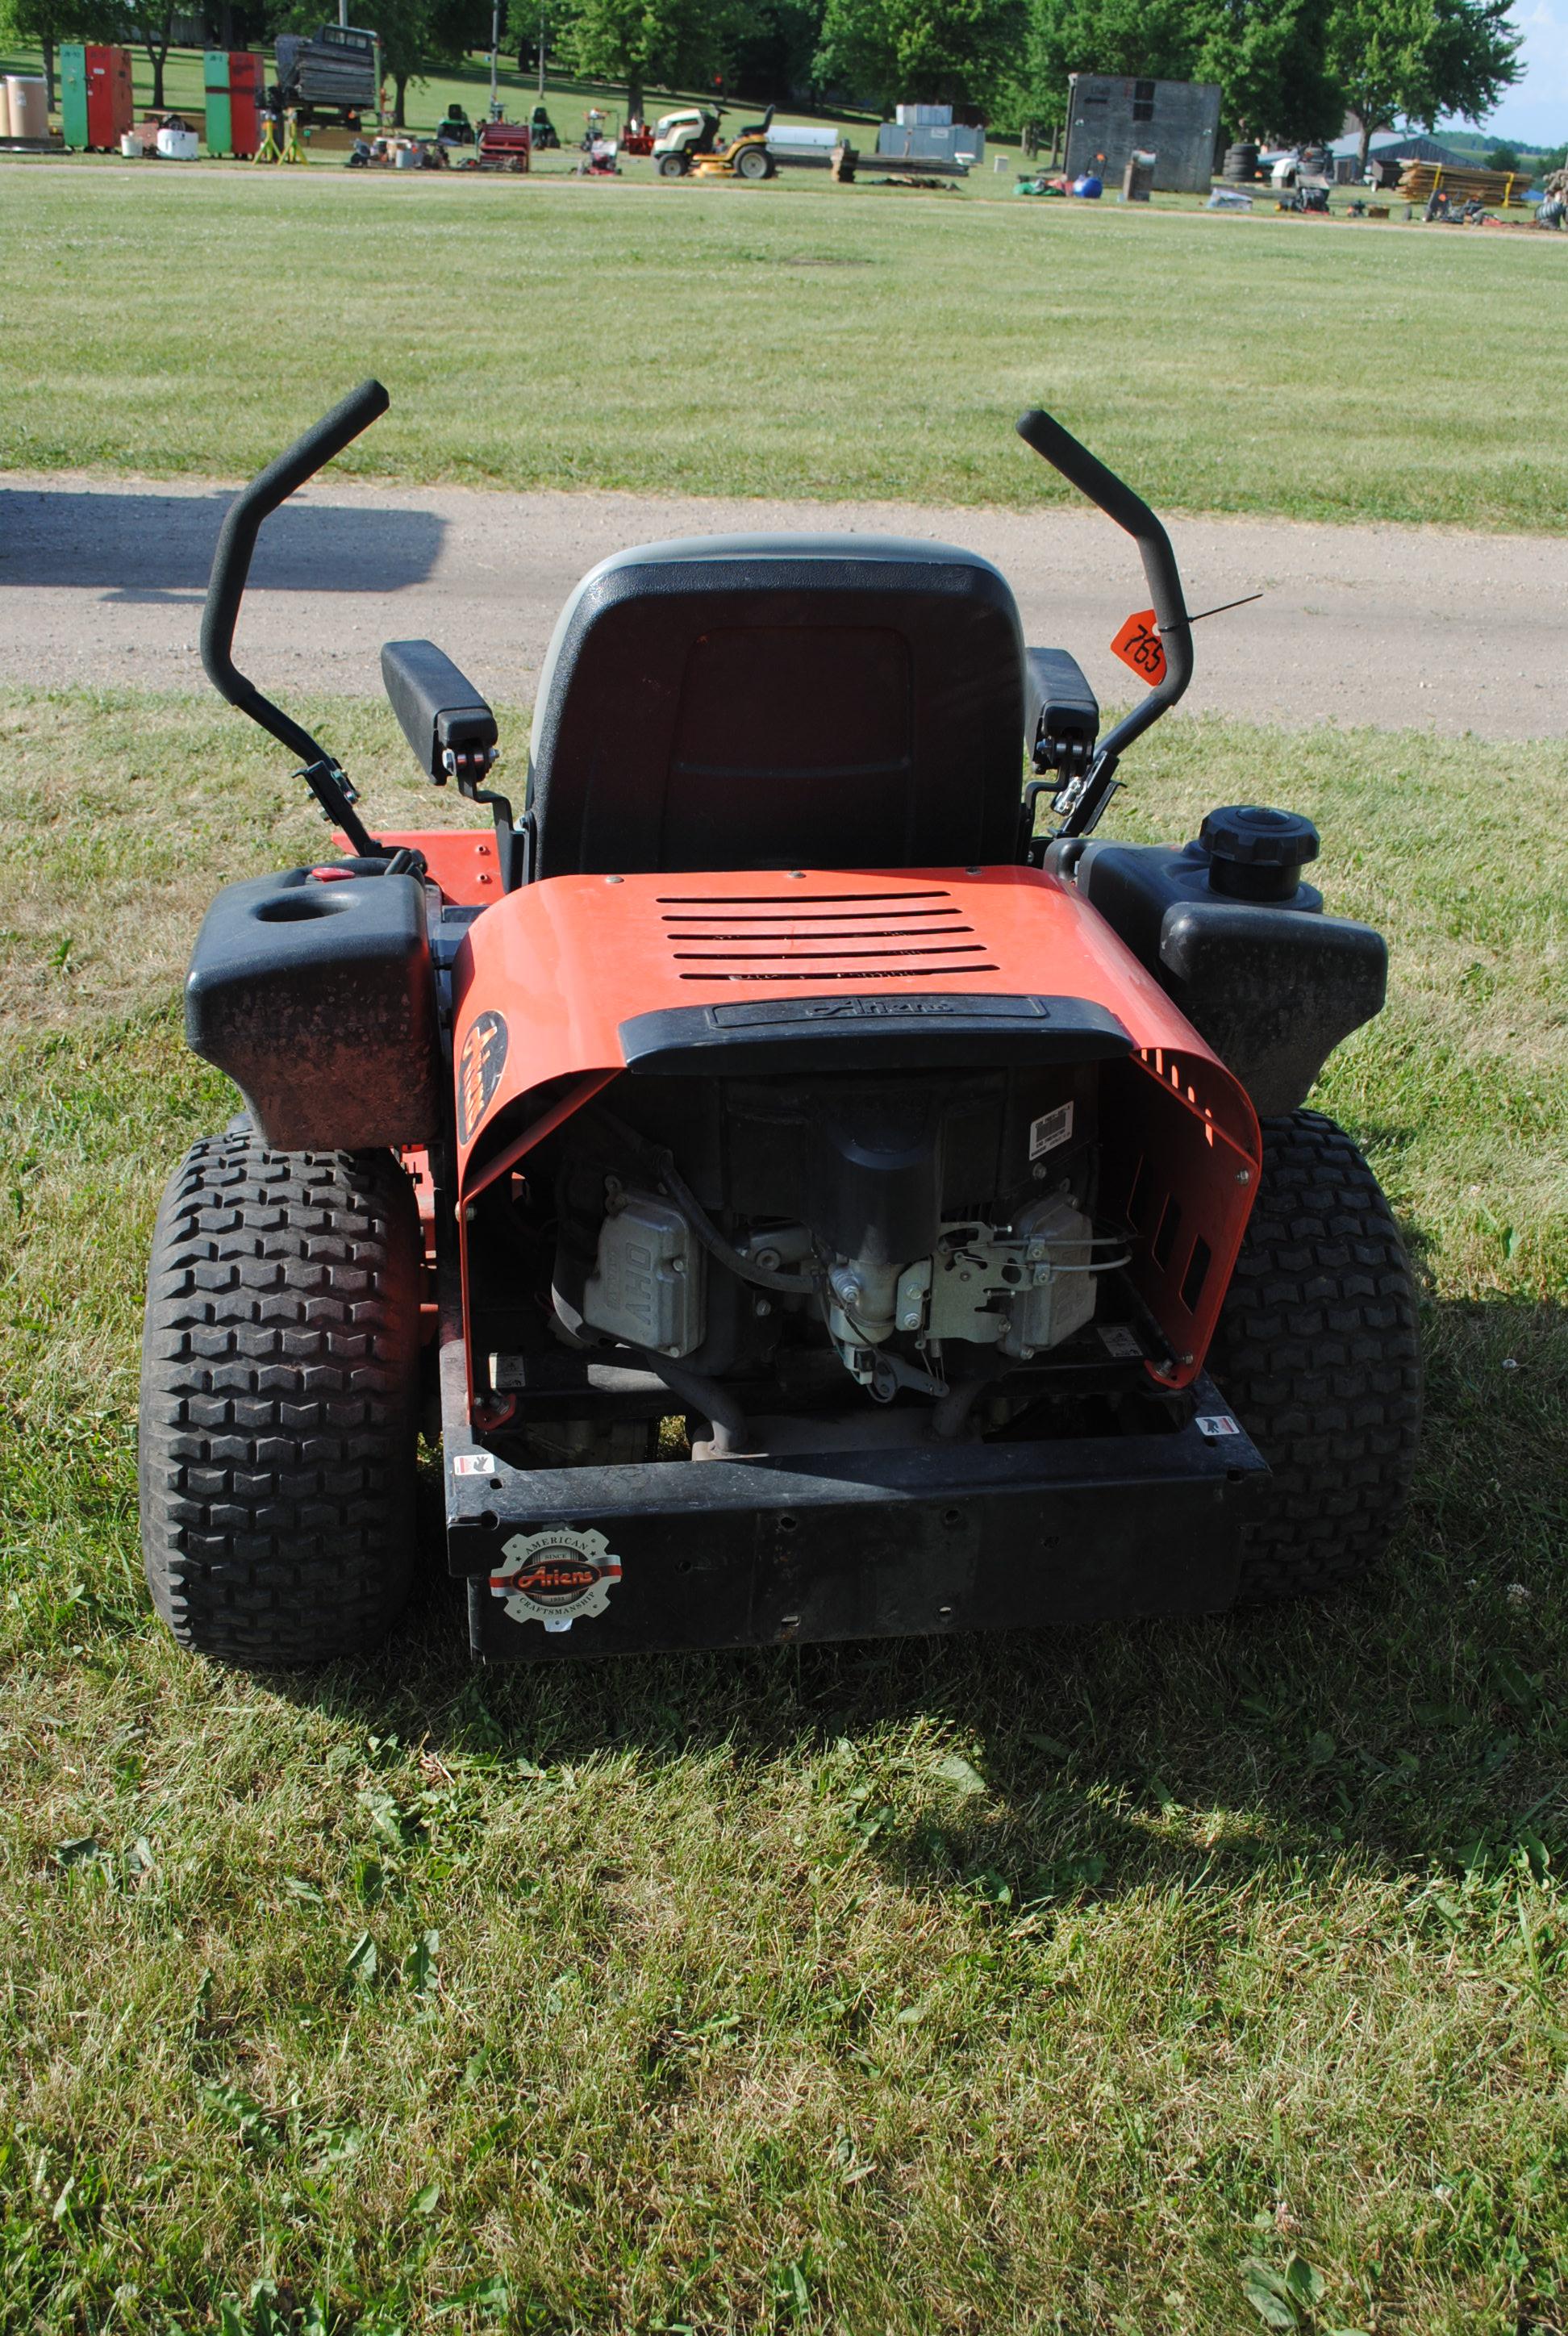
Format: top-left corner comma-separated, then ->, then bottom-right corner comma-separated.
537,7 -> 546,101
489,0 -> 501,118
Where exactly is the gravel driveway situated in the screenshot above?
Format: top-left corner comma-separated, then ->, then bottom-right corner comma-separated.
2,472 -> 1561,737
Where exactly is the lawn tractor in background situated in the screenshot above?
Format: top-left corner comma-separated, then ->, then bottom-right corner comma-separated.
692,103 -> 777,181
651,105 -> 717,173
139,382 -> 1422,1672
529,103 -> 560,149
653,103 -> 778,180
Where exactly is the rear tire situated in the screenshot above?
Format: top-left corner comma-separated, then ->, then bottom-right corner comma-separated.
658,152 -> 687,177
1207,1110 -> 1422,1602
736,144 -> 769,180
140,1131 -> 423,1667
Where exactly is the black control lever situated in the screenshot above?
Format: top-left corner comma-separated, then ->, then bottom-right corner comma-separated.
1015,408 -> 1193,842
202,379 -> 390,859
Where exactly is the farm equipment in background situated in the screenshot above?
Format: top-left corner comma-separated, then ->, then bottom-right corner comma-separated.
465,118 -> 530,171
621,115 -> 653,156
651,102 -> 779,180
652,104 -> 721,174
573,106 -> 620,171
529,102 -> 560,148
270,23 -> 380,129
139,381 -> 1422,1674
436,101 -> 474,144
691,103 -> 777,181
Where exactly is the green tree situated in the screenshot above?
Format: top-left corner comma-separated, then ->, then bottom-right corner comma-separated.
1008,0 -> 1337,148
120,0 -> 177,108
396,0 -> 489,122
815,0 -> 1027,116
1017,0 -> 1195,97
732,0 -> 827,102
0,0 -> 117,109
540,0 -> 743,123
1192,0 -> 1341,143
1327,0 -> 1520,168
1483,139 -> 1517,169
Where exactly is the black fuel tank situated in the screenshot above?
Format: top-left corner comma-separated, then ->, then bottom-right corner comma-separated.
1064,807 -> 1387,1116
185,865 -> 442,1151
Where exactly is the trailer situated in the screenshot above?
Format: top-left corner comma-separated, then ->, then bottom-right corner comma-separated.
272,25 -> 380,129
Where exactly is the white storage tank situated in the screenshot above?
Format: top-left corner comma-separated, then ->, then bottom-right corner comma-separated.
6,76 -> 49,140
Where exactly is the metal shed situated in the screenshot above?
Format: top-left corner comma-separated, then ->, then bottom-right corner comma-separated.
1064,74 -> 1221,194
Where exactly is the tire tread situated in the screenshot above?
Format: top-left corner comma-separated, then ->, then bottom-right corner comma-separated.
1208,1109 -> 1423,1602
139,1132 -> 421,1666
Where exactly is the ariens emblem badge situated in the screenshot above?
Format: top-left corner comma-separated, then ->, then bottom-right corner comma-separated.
487,1526 -> 621,1632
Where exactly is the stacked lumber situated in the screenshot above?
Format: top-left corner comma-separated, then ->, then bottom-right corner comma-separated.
1397,159 -> 1529,207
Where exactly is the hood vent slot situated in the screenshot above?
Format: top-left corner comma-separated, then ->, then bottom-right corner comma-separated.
657,885 -> 999,983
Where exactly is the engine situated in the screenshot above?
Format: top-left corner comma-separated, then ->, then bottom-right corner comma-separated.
536,1066 -> 1112,1422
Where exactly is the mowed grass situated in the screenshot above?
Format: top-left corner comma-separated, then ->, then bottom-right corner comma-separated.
5,169 -> 1567,529
2,685 -> 1566,2334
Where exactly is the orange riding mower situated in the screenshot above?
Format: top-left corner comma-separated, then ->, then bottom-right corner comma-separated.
139,383 -> 1420,1669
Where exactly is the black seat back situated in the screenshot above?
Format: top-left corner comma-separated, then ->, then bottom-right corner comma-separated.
524,535 -> 1025,878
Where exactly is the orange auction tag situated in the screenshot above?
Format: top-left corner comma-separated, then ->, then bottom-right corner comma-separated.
1111,609 -> 1166,686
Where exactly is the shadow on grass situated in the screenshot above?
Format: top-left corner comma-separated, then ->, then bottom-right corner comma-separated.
281,1290 -> 1568,1913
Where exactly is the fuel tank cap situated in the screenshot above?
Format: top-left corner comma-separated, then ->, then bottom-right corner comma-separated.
1199,804 -> 1320,899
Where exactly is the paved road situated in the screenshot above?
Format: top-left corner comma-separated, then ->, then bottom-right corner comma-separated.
2,472 -> 1562,736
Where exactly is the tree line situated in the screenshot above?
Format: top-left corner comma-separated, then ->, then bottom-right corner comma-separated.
502,0 -> 1523,170
2,0 -> 1525,165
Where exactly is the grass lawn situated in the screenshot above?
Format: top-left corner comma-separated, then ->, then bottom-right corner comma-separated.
2,163 -> 1565,529
2,686 -> 1566,2334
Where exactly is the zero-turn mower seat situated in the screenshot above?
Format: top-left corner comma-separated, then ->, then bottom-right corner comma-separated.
523,534 -> 1027,878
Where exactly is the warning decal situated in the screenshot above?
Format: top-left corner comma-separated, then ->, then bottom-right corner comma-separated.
1029,1101 -> 1074,1160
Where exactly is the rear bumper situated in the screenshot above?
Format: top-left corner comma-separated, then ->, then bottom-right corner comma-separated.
442,1340 -> 1269,1662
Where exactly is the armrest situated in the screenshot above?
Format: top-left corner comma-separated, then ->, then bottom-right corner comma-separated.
381,638 -> 498,787
1024,646 -> 1099,776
